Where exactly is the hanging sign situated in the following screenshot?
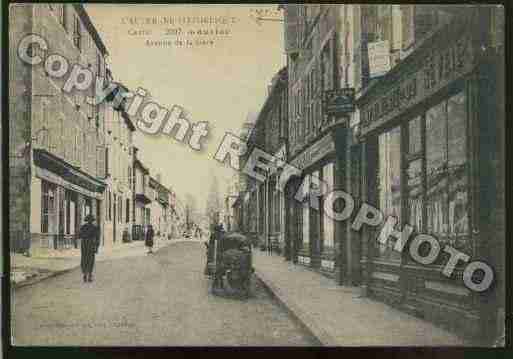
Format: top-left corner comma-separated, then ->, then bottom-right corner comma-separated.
322,88 -> 355,116
368,40 -> 391,78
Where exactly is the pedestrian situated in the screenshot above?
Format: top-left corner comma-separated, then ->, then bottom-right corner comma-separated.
145,224 -> 155,254
79,214 -> 100,283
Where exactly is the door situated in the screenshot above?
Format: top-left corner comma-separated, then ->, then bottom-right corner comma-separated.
96,199 -> 102,246
58,188 -> 65,248
113,194 -> 117,242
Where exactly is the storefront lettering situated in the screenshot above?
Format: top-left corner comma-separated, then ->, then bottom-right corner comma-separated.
291,134 -> 334,171
362,36 -> 472,131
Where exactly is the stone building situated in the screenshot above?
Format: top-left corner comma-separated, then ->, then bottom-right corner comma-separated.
239,67 -> 288,251
148,175 -> 172,240
102,75 -> 136,246
9,4 -> 109,252
131,147 -> 151,241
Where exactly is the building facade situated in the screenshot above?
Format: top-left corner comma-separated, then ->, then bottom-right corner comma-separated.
281,4 -> 504,343
148,175 -> 173,240
102,77 -> 136,246
132,147 -> 151,241
9,4 -> 109,252
239,67 -> 288,252
356,7 -> 504,341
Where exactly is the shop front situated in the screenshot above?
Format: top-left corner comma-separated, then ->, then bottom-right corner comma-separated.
287,132 -> 343,279
30,148 -> 105,251
356,15 -> 503,340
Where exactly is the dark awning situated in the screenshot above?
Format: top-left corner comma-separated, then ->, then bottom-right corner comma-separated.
33,148 -> 106,194
135,193 -> 152,205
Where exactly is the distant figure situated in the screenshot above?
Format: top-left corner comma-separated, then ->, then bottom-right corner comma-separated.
146,224 -> 155,254
195,226 -> 202,240
79,214 -> 100,283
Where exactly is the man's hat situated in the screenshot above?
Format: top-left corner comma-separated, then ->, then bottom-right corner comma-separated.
84,214 -> 95,222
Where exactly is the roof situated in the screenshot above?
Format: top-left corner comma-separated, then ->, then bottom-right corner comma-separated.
73,5 -> 109,56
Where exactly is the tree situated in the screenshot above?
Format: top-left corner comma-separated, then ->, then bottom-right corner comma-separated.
205,175 -> 222,226
184,193 -> 197,231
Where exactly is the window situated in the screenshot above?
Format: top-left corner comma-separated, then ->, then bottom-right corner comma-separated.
274,190 -> 281,233
40,100 -> 49,149
65,190 -> 71,234
97,53 -> 103,78
426,101 -> 448,238
371,91 -> 469,263
302,198 -> 310,246
84,198 -> 92,219
41,181 -> 56,233
105,147 -> 109,176
407,117 -> 423,233
322,163 -> 335,249
377,126 -> 401,260
321,41 -> 331,91
73,16 -> 82,50
425,93 -> 468,241
108,190 -> 112,221
447,93 -> 468,238
126,198 -> 130,223
59,5 -> 67,31
118,197 -> 123,224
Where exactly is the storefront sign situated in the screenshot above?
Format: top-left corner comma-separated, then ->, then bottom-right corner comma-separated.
322,88 -> 355,115
290,134 -> 335,171
360,33 -> 474,135
368,40 -> 391,78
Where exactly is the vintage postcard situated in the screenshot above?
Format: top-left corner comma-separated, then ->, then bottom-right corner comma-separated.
6,3 -> 506,347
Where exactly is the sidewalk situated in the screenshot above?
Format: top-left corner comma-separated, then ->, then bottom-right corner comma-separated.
10,238 -> 179,287
253,251 -> 467,346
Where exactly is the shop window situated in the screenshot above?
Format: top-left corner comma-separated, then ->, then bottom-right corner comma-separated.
119,198 -> 123,224
377,126 -> 402,260
403,91 -> 468,251
126,199 -> 130,223
84,198 -> 92,218
322,163 -> 335,250
426,101 -> 449,238
108,190 -> 112,221
65,190 -> 76,235
447,92 -> 469,238
41,181 -> 56,234
275,190 -> 281,233
302,195 -> 310,247
407,117 -> 423,233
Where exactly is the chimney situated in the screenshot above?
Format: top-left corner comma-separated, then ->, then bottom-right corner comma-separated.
156,173 -> 162,184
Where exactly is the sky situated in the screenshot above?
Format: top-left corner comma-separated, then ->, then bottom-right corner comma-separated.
85,4 -> 285,213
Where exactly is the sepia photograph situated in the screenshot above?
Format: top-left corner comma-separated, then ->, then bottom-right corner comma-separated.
5,2 -> 506,348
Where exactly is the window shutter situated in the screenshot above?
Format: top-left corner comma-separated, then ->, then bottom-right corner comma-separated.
414,5 -> 438,42
97,146 -> 105,178
284,5 -> 300,55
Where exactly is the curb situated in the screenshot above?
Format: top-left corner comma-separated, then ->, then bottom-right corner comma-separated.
13,268 -> 75,289
254,269 -> 339,347
12,242 -> 173,290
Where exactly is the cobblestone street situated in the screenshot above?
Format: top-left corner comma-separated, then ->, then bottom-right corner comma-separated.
11,241 -> 317,346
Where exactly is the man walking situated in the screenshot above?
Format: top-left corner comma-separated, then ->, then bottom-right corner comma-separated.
79,214 -> 100,283
145,224 -> 155,254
